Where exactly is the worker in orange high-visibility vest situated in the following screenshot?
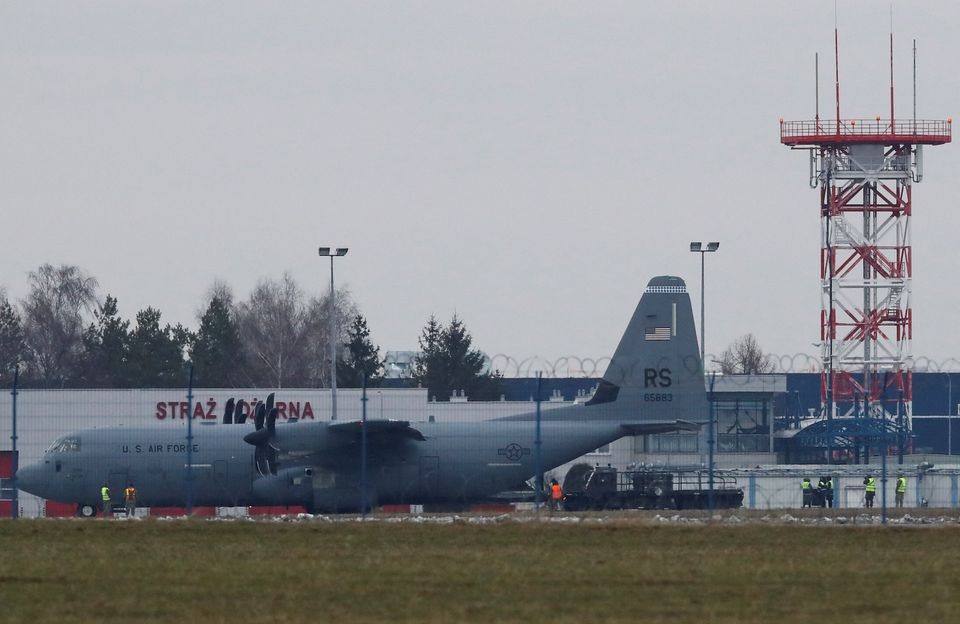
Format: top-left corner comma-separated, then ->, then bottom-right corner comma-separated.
123,483 -> 137,518
550,479 -> 563,512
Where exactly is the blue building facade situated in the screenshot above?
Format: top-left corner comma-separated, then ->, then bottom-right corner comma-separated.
485,373 -> 960,458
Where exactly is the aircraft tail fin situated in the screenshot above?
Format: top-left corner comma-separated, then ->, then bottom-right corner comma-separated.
585,275 -> 708,422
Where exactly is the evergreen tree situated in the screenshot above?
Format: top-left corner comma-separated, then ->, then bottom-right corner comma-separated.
338,314 -> 383,387
126,308 -> 190,387
0,292 -> 26,377
411,315 -> 444,398
190,295 -> 243,387
80,295 -> 130,387
411,314 -> 501,401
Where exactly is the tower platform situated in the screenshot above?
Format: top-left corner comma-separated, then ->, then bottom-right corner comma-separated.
780,119 -> 951,147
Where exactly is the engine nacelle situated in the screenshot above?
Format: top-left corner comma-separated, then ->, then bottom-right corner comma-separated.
251,466 -> 314,506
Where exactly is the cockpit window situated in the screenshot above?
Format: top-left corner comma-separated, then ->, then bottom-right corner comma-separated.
47,437 -> 81,453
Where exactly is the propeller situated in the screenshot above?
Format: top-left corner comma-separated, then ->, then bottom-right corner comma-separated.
244,402 -> 280,476
253,402 -> 266,431
222,398 -> 235,424
234,399 -> 247,425
267,406 -> 277,436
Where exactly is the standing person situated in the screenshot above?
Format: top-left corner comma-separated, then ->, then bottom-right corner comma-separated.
817,476 -> 830,508
100,483 -> 112,518
124,483 -> 137,518
801,477 -> 813,508
824,476 -> 834,509
896,473 -> 907,508
550,479 -> 563,512
864,475 -> 877,508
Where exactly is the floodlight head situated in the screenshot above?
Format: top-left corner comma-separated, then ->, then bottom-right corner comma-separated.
706,242 -> 720,252
335,248 -> 349,256
318,247 -> 331,256
689,242 -> 703,252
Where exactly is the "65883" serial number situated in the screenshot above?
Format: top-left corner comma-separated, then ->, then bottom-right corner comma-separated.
643,393 -> 673,402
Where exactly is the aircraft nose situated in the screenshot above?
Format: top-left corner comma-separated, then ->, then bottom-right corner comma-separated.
15,462 -> 47,498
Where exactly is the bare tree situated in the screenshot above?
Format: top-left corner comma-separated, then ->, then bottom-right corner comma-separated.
234,273 -> 356,388
718,334 -> 774,375
20,264 -> 99,387
306,286 -> 358,388
196,280 -> 235,321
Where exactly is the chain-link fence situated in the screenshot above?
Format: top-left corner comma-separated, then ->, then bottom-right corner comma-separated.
4,382 -> 959,519
482,353 -> 960,378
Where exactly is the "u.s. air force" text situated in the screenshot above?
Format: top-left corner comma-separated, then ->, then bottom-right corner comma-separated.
122,444 -> 200,453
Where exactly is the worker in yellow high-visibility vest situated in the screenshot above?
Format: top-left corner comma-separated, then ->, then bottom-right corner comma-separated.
801,477 -> 813,508
100,483 -> 112,517
895,474 -> 907,508
863,475 -> 877,508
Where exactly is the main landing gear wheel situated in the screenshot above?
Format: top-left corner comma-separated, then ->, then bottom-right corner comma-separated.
77,504 -> 97,518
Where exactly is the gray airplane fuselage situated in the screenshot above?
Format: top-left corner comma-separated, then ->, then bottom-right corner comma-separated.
19,406 -> 631,512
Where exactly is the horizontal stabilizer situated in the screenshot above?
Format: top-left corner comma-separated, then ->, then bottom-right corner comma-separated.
328,419 -> 427,442
620,420 -> 701,435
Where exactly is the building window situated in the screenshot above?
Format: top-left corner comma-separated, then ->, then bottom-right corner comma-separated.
634,433 -> 700,453
714,399 -> 770,454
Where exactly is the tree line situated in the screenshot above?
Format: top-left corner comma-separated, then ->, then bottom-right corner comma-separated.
0,263 -> 501,399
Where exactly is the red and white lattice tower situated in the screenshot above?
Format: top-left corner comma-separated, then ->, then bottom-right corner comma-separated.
780,33 -> 951,431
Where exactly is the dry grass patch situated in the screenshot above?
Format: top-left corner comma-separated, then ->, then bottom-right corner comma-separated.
1,518 -> 959,623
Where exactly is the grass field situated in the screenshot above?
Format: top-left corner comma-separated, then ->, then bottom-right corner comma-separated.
2,514 -> 960,623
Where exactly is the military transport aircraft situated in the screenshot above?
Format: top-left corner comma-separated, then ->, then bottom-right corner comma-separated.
17,276 -> 708,516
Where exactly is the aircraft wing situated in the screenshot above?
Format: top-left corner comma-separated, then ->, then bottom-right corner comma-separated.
620,420 -> 702,435
327,419 -> 427,442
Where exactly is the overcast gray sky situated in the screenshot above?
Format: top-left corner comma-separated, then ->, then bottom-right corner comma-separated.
2,1 -> 959,373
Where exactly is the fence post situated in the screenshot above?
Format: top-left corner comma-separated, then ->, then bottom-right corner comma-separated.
185,363 -> 194,516
534,372 -> 542,516
708,371 -> 716,513
10,366 -> 19,519
881,430 -> 888,525
361,375 -> 368,518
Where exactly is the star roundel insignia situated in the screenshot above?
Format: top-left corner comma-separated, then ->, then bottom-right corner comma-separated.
498,442 -> 531,462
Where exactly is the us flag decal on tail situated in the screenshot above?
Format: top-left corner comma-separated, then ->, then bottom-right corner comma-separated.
644,327 -> 671,341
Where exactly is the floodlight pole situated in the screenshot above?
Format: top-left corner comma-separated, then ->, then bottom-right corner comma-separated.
689,242 -> 720,365
319,247 -> 348,421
